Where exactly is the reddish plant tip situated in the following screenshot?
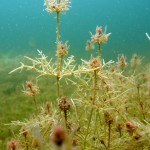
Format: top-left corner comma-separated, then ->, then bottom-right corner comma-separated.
133,132 -> 141,140
126,122 -> 134,128
26,81 -> 33,89
110,64 -> 117,72
100,140 -> 105,145
125,121 -> 136,133
72,138 -> 77,146
96,26 -> 102,34
118,55 -> 127,70
8,140 -> 17,150
117,123 -> 122,130
57,42 -> 68,57
60,44 -> 65,49
22,128 -> 28,138
51,126 -> 66,146
134,54 -> 138,59
104,112 -> 113,124
46,102 -> 51,109
32,139 -> 39,148
23,82 -> 39,96
120,55 -> 125,62
58,97 -> 71,111
90,57 -> 100,69
86,40 -> 94,51
51,5 -> 55,9
87,40 -> 91,45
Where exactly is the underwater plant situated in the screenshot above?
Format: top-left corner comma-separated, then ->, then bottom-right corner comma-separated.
7,0 -> 150,150
90,26 -> 111,56
145,33 -> 150,41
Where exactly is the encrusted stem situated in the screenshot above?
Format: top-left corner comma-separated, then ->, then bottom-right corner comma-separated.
98,42 -> 101,57
33,96 -> 38,114
108,123 -> 111,149
56,13 -> 60,49
137,85 -> 146,120
24,136 -> 28,150
56,11 -> 61,98
60,56 -> 63,71
83,70 -> 98,148
43,123 -> 52,137
56,76 -> 60,98
93,70 -> 97,105
119,128 -> 122,138
64,110 -> 68,128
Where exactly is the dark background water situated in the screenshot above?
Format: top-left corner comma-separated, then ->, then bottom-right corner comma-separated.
0,0 -> 150,61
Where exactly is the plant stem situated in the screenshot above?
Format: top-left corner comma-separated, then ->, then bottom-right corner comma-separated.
83,109 -> 94,148
24,136 -> 28,150
98,42 -> 101,57
56,12 -> 60,50
60,56 -> 63,71
137,85 -> 146,120
33,96 -> 38,114
83,70 -> 98,148
56,38 -> 63,99
93,70 -> 97,105
56,76 -> 60,98
64,110 -> 68,128
94,110 -> 98,135
119,129 -> 122,138
108,123 -> 111,149
56,11 -> 60,98
43,123 -> 52,137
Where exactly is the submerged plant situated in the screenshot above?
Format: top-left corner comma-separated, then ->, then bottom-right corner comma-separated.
7,0 -> 150,150
58,97 -> 71,128
44,0 -> 71,14
85,40 -> 95,51
90,26 -> 111,56
23,81 -> 39,114
117,54 -> 127,71
50,125 -> 66,147
146,32 -> 150,41
7,140 -> 17,150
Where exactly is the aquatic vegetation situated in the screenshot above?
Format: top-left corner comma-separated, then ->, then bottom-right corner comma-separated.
145,33 -> 150,41
44,0 -> 71,14
85,40 -> 95,51
90,26 -> 111,44
90,26 -> 111,56
57,41 -> 69,57
117,55 -> 127,71
50,125 -> 66,147
23,81 -> 39,114
6,0 -> 150,150
7,139 -> 17,150
130,54 -> 141,68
